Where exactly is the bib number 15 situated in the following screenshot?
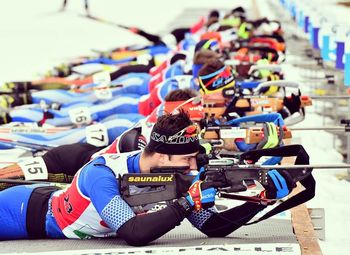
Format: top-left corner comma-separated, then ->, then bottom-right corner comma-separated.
18,157 -> 48,181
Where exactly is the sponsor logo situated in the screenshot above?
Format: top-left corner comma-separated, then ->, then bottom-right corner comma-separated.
201,193 -> 215,200
151,131 -> 198,144
127,175 -> 174,182
251,99 -> 270,105
188,105 -> 203,111
10,127 -> 46,133
64,195 -> 73,214
212,76 -> 234,88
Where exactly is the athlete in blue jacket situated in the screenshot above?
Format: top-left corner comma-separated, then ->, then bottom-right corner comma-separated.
0,111 -> 295,245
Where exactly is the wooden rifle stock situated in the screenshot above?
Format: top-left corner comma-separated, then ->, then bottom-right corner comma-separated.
202,126 -> 292,144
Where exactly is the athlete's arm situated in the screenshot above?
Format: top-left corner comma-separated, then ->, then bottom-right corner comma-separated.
187,203 -> 266,237
80,159 -> 189,246
43,143 -> 100,179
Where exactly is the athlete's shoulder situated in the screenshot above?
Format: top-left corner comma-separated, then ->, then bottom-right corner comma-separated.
92,151 -> 140,176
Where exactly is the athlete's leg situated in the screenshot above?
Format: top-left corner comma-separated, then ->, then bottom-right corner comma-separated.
0,185 -> 35,240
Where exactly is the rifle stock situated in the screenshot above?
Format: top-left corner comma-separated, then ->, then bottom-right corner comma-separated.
202,126 -> 292,144
300,95 -> 312,107
202,95 -> 312,118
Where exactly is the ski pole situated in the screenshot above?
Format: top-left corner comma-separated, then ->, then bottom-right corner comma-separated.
72,83 -> 123,93
0,138 -> 57,151
0,141 -> 36,152
83,14 -> 127,28
0,125 -> 71,134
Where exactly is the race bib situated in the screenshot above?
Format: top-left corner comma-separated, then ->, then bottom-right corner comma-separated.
69,107 -> 92,125
92,71 -> 111,85
93,71 -> 113,100
94,86 -> 113,100
18,157 -> 48,180
85,123 -> 109,147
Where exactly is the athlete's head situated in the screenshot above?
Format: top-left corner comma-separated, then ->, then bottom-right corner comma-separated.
231,6 -> 246,20
194,39 -> 220,54
209,9 -> 220,19
145,88 -> 202,123
164,88 -> 203,121
192,49 -> 220,78
165,88 -> 198,101
143,110 -> 199,173
206,10 -> 220,27
198,59 -> 235,94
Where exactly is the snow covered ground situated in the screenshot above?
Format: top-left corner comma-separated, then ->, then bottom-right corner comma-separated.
0,0 -> 350,254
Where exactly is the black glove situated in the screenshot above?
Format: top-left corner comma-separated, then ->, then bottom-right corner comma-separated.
283,93 -> 301,115
262,169 -> 297,199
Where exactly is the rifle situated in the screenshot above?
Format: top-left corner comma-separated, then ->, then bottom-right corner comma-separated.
1,145 -> 348,223
120,146 -> 309,203
201,125 -> 292,144
202,90 -> 312,118
119,145 -> 324,223
119,161 -> 312,207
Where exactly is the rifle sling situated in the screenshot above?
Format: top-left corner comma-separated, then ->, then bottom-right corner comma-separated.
249,174 -> 315,224
240,145 -> 316,225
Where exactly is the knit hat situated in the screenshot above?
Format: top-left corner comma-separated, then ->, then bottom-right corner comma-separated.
194,39 -> 220,54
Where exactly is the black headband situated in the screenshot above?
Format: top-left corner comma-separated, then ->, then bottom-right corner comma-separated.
147,124 -> 200,155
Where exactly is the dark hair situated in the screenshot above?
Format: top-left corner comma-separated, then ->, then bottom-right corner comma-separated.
143,144 -> 155,156
144,110 -> 193,156
217,25 -> 233,32
193,49 -> 220,65
231,6 -> 245,15
230,6 -> 246,20
164,88 -> 198,102
209,10 -> 220,19
206,17 -> 219,28
198,59 -> 225,77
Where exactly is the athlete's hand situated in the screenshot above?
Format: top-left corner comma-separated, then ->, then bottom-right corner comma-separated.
262,169 -> 297,199
257,122 -> 280,149
186,179 -> 216,211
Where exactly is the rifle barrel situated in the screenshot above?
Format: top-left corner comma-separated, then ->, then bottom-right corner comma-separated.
290,126 -> 346,131
245,164 -> 350,169
311,96 -> 350,99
